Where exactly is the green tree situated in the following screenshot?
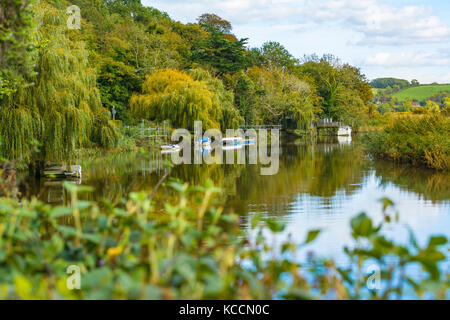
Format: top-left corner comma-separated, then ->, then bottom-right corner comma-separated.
250,41 -> 298,71
0,0 -> 38,99
97,57 -> 142,121
246,66 -> 315,129
226,71 -> 259,125
297,55 -> 372,127
403,99 -> 413,112
188,68 -> 242,129
0,1 -> 117,162
197,13 -> 232,35
130,69 -> 240,130
370,78 -> 410,89
425,100 -> 440,113
444,97 -> 450,108
191,26 -> 247,75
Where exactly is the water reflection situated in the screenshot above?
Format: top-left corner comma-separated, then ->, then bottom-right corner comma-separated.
16,136 -> 449,262
225,138 -> 370,217
372,160 -> 450,202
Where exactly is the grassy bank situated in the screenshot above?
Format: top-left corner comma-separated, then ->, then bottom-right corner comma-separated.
363,115 -> 450,170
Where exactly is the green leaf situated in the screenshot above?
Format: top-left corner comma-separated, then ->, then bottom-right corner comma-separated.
427,236 -> 447,248
380,197 -> 394,212
57,226 -> 78,237
305,229 -> 321,244
350,213 -> 377,238
81,233 -> 101,244
145,285 -> 162,299
168,181 -> 187,193
50,206 -> 73,219
250,213 -> 261,229
17,209 -> 37,218
265,218 -> 286,233
76,200 -> 92,211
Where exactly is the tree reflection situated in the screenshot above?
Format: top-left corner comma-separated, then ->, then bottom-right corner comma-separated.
16,138 -> 448,216
373,160 -> 450,202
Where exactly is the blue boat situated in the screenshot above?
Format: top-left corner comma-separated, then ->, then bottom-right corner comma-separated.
241,139 -> 256,145
196,137 -> 212,147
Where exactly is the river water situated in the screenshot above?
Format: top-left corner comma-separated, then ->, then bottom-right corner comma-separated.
16,136 -> 450,264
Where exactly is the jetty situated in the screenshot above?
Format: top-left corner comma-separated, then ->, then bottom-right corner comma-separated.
42,165 -> 82,178
316,118 -> 351,136
241,124 -> 283,131
140,120 -> 169,141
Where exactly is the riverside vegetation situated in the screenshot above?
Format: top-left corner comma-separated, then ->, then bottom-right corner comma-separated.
0,175 -> 448,300
364,114 -> 450,171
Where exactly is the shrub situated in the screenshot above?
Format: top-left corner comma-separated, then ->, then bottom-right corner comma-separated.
0,181 -> 448,299
364,115 -> 450,170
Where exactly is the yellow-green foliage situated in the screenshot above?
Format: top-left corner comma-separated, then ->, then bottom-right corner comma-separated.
0,2 -> 117,161
130,69 -> 242,130
364,114 -> 450,170
188,68 -> 242,129
246,66 -> 315,129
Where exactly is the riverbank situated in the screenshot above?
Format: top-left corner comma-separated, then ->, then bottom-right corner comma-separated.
363,114 -> 449,170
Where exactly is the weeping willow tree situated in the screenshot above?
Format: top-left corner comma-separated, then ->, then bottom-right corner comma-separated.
0,1 -> 118,162
130,68 -> 241,130
246,66 -> 315,129
187,68 -> 242,129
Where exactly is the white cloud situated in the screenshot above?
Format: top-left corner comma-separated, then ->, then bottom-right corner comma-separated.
147,0 -> 450,45
146,0 -> 450,83
302,0 -> 450,45
365,51 -> 450,67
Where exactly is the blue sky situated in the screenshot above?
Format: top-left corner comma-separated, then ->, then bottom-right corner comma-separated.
143,0 -> 450,83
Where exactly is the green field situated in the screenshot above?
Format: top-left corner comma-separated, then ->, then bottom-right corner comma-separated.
393,84 -> 450,101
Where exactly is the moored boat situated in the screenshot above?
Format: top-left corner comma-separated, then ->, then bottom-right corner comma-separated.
195,137 -> 212,147
161,144 -> 182,153
221,144 -> 244,151
241,139 -> 256,145
43,165 -> 82,178
337,126 -> 352,136
222,137 -> 243,146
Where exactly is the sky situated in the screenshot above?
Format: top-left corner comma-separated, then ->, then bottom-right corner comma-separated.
142,0 -> 450,84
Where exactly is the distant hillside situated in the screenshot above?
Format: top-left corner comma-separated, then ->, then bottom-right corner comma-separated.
370,78 -> 412,89
392,84 -> 450,102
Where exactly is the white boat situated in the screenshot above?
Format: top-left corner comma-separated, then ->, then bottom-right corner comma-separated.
337,126 -> 352,136
222,137 -> 243,145
161,144 -> 181,150
221,144 -> 243,151
161,144 -> 181,153
195,137 -> 212,148
195,145 -> 212,155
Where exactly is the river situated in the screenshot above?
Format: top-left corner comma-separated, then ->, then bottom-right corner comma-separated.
16,136 -> 450,264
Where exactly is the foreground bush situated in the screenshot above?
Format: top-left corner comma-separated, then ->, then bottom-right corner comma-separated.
0,181 -> 448,300
364,115 -> 450,170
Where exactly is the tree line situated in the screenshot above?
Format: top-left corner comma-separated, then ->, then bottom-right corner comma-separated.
370,77 -> 419,90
